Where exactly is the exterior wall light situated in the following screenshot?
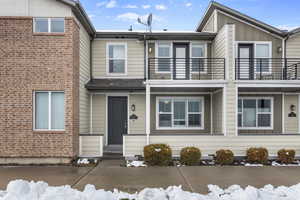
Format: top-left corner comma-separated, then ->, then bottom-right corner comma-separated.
131,104 -> 136,112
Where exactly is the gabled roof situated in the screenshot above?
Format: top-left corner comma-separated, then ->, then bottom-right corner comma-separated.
56,0 -> 96,35
196,1 -> 286,37
289,27 -> 300,36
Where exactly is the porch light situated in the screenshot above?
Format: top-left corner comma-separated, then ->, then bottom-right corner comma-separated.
277,46 -> 282,53
131,104 -> 136,112
148,47 -> 152,54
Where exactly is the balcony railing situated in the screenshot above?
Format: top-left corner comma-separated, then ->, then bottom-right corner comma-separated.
148,58 -> 226,80
235,58 -> 300,80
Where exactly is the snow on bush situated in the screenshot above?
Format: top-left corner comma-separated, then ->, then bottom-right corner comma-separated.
1,179 -> 300,200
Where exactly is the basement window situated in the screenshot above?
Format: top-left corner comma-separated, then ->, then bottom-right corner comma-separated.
33,18 -> 65,33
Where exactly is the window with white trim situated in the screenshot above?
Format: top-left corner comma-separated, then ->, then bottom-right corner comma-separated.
191,43 -> 206,72
35,91 -> 65,130
157,97 -> 203,129
238,97 -> 273,129
34,18 -> 65,33
255,43 -> 271,73
157,43 -> 171,72
107,43 -> 126,74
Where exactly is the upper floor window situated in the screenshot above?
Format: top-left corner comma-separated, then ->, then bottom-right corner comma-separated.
34,91 -> 65,131
34,18 -> 65,33
255,43 -> 271,73
107,43 -> 127,74
156,42 -> 172,72
191,43 -> 206,72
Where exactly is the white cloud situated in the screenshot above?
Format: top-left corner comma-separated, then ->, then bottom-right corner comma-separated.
88,14 -> 96,19
115,12 -> 163,23
124,4 -> 138,9
277,25 -> 299,31
155,4 -> 167,10
96,0 -> 117,8
185,2 -> 192,7
142,5 -> 151,9
106,0 -> 117,8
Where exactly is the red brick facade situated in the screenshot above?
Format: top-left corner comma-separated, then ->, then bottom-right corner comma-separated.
0,17 -> 80,159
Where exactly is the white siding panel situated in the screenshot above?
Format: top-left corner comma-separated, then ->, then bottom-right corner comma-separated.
129,94 -> 146,134
80,135 -> 103,157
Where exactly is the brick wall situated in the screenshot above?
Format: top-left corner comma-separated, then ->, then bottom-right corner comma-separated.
0,17 -> 80,159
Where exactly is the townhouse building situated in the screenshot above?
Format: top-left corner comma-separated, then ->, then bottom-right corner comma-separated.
1,0 -> 300,163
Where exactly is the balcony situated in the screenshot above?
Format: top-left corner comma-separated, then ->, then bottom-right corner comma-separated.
148,58 -> 226,80
235,58 -> 300,80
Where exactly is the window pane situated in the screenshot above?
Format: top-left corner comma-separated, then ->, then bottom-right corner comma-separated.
258,99 -> 271,112
258,114 -> 271,127
191,58 -> 205,72
188,114 -> 201,127
159,99 -> 171,112
51,18 -> 64,33
158,58 -> 171,71
159,114 -> 171,127
243,99 -> 256,127
238,113 -> 242,127
256,44 -> 269,57
188,101 -> 201,112
192,46 -> 204,57
35,92 -> 49,129
158,46 -> 170,57
174,101 -> 185,120
238,99 -> 242,112
109,45 -> 125,59
256,58 -> 269,72
109,60 -> 125,73
51,92 -> 64,129
35,18 -> 48,32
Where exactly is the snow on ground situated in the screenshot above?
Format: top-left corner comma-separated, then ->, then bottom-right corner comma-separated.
2,180 -> 300,200
126,160 -> 147,167
272,161 -> 300,166
244,163 -> 264,167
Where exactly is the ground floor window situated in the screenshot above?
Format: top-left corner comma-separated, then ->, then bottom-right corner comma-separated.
34,91 -> 65,130
157,97 -> 204,129
238,97 -> 273,129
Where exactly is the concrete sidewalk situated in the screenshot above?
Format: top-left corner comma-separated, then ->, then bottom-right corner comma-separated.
1,160 -> 300,194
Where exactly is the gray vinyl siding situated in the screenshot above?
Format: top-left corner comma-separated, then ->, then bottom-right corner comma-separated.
79,23 -> 91,135
202,12 -> 215,32
124,135 -> 300,157
286,33 -> 300,58
284,94 -> 299,133
129,94 -> 146,134
212,91 -> 223,134
150,94 -> 211,134
80,135 -> 103,157
238,94 -> 282,134
92,40 -> 144,78
217,12 -> 282,59
212,25 -> 226,79
91,94 -> 106,144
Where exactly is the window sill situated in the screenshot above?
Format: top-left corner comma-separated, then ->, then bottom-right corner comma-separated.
33,33 -> 65,36
33,130 -> 65,134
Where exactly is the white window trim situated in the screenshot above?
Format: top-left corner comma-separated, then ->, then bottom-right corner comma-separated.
33,18 -> 65,33
190,42 -> 208,74
33,91 -> 65,131
235,41 -> 272,75
238,96 -> 274,130
106,42 -> 128,76
156,96 -> 204,130
155,42 -> 173,74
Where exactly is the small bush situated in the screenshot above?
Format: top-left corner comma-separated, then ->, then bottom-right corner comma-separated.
144,144 -> 172,166
215,149 -> 234,165
180,147 -> 201,166
278,149 -> 295,164
246,147 -> 269,164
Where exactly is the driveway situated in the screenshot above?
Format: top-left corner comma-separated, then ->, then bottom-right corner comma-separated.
1,160 -> 300,194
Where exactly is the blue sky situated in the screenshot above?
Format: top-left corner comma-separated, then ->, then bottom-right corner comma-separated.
81,0 -> 300,31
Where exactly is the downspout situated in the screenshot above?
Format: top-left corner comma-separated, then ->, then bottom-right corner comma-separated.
143,33 -> 150,145
90,35 -> 94,82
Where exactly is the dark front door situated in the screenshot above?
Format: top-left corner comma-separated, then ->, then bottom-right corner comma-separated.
108,96 -> 127,145
238,44 -> 254,80
173,43 -> 189,80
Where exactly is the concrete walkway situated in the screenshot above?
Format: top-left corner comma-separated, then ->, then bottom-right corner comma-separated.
1,160 -> 300,194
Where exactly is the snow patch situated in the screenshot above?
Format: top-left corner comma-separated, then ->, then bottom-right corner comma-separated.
272,161 -> 300,166
244,163 -> 263,167
126,160 -> 147,167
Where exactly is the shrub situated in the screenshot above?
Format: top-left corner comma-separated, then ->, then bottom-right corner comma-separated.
144,144 -> 172,166
215,149 -> 234,165
278,149 -> 295,164
180,147 -> 201,166
246,147 -> 269,164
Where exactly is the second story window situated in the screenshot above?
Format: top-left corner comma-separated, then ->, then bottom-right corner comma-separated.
191,43 -> 206,72
107,43 -> 127,74
255,43 -> 271,73
34,18 -> 65,33
156,43 -> 172,72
